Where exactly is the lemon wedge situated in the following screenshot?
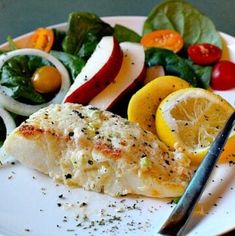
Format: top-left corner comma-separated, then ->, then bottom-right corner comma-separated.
156,88 -> 234,164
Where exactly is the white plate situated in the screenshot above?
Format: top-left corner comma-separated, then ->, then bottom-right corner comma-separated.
0,16 -> 235,236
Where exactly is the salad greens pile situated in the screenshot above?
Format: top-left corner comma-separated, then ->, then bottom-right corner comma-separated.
62,12 -> 114,60
0,0 -> 223,106
145,48 -> 212,88
60,12 -> 141,61
142,0 -> 222,89
0,55 -> 52,104
143,0 -> 222,49
0,12 -> 141,105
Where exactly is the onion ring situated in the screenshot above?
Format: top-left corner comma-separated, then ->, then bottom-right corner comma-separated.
0,48 -> 71,116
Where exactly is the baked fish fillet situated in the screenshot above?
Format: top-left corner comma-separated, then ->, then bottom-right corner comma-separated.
3,103 -> 192,198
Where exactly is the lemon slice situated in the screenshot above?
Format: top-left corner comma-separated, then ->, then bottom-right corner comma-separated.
127,76 -> 190,134
156,88 -> 234,164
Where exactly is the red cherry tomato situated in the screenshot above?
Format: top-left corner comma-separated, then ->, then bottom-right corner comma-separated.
211,60 -> 235,90
188,43 -> 222,65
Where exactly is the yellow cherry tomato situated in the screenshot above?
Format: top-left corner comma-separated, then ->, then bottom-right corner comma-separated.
31,65 -> 61,94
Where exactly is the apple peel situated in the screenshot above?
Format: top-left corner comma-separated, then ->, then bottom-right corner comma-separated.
89,42 -> 146,110
64,36 -> 123,104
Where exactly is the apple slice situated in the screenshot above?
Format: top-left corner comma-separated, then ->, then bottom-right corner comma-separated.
64,36 -> 123,104
89,42 -> 146,110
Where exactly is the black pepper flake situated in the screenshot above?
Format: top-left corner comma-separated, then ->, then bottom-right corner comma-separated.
140,154 -> 147,158
24,228 -> 30,232
72,110 -> 85,119
204,115 -> 209,121
68,131 -> 74,137
65,173 -> 72,179
89,106 -> 98,110
80,202 -> 88,207
88,160 -> 93,165
58,194 -> 64,199
165,160 -> 170,165
57,203 -> 62,207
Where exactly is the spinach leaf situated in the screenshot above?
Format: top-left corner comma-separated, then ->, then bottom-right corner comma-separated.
145,48 -> 198,86
62,12 -> 113,59
145,48 -> 212,88
50,50 -> 85,81
77,32 -> 101,61
143,0 -> 222,49
113,24 -> 141,43
0,55 -> 51,104
185,59 -> 212,88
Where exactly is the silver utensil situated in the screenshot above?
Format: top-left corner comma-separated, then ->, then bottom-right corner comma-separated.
159,111 -> 235,236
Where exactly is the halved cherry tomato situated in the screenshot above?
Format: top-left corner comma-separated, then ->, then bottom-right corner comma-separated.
28,28 -> 54,52
211,60 -> 235,90
140,29 -> 184,53
188,43 -> 222,65
31,65 -> 61,93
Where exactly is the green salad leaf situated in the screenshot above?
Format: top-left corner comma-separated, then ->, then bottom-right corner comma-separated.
51,50 -> 85,81
143,0 -> 222,49
185,59 -> 212,88
0,55 -> 52,104
113,24 -> 141,43
61,12 -> 143,61
145,47 -> 212,88
62,12 -> 114,60
145,47 -> 198,86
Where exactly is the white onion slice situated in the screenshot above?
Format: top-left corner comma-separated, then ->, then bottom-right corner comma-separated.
0,48 -> 71,116
0,106 -> 16,166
